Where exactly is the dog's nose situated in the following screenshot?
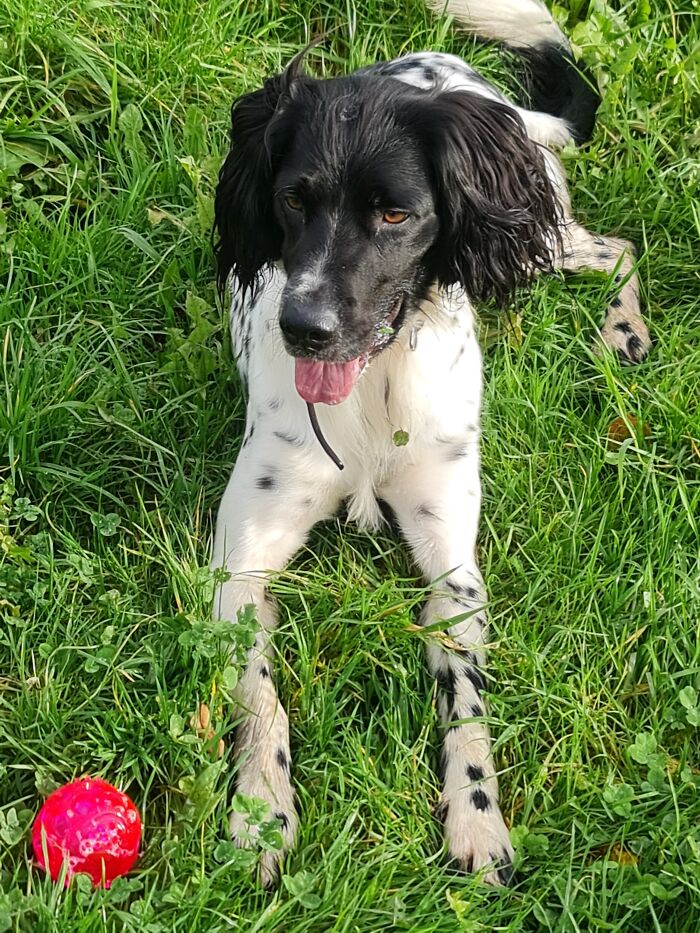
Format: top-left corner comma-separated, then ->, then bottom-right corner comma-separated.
279,302 -> 339,350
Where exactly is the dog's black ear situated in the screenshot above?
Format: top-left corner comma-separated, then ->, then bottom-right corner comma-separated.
214,60 -> 304,296
421,92 -> 561,306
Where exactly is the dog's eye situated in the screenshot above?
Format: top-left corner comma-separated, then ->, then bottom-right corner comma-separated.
284,194 -> 303,211
382,210 -> 409,225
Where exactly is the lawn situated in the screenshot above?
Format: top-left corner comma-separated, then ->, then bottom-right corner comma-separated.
1,0 -> 699,929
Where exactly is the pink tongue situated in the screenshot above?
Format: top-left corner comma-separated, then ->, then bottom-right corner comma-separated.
295,358 -> 362,405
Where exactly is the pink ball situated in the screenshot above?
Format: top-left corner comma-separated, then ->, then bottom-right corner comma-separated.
32,777 -> 141,887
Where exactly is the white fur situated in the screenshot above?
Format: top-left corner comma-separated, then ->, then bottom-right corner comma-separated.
213,271 -> 518,882
426,0 -> 567,49
372,51 -> 574,149
211,23 -> 650,889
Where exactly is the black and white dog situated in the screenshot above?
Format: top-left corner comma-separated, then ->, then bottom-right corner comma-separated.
212,0 -> 651,886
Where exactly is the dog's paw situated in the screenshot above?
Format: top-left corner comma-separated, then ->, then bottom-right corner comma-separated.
229,763 -> 297,887
599,313 -> 651,363
230,809 -> 297,888
438,798 -> 515,886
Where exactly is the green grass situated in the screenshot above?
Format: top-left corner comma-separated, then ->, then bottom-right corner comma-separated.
1,0 -> 699,929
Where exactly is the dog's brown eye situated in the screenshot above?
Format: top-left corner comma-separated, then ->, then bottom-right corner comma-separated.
382,209 -> 409,224
284,194 -> 303,211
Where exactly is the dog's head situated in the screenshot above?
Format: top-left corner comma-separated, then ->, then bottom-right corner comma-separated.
215,62 -> 560,404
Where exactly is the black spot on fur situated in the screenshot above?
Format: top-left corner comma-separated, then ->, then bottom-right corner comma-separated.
259,664 -> 270,678
376,497 -> 399,528
242,423 -> 255,447
471,704 -> 483,717
465,665 -> 486,695
256,475 -> 276,490
436,667 -> 456,706
274,811 -> 289,830
374,58 -> 420,77
434,799 -> 449,822
444,851 -> 473,874
610,296 -> 622,309
446,580 -> 478,601
276,748 -> 289,771
466,764 -> 484,782
471,788 -> 490,811
444,443 -> 469,462
274,430 -> 303,447
614,320 -> 633,333
269,396 -> 282,411
450,344 -> 465,369
437,747 -> 448,783
497,849 -> 515,886
627,334 -> 644,360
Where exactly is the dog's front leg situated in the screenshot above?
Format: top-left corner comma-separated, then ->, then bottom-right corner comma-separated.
212,434 -> 340,886
382,451 -> 514,885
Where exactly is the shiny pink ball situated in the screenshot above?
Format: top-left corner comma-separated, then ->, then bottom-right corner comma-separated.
32,777 -> 141,887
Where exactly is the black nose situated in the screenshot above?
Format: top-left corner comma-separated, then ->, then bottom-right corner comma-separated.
279,301 -> 339,350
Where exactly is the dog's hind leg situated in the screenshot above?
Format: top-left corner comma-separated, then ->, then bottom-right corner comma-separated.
556,220 -> 652,362
542,153 -> 651,362
212,436 -> 339,886
381,451 -> 514,886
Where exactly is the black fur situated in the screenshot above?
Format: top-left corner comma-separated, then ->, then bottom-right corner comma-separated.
215,63 -> 561,362
413,89 -> 561,302
519,43 -> 600,144
214,62 -> 303,296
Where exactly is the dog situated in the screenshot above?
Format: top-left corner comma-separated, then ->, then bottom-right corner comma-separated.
211,0 -> 652,887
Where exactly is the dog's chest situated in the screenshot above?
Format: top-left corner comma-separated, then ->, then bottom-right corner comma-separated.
233,275 -> 483,529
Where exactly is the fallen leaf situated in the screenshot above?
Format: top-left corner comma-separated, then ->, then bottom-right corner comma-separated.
608,844 -> 638,866
589,843 -> 638,866
606,415 -> 651,448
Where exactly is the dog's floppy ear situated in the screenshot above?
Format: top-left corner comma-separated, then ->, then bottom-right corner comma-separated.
214,60 -> 304,296
422,92 -> 561,306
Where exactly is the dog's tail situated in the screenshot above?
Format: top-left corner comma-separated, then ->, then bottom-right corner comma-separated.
425,0 -> 600,143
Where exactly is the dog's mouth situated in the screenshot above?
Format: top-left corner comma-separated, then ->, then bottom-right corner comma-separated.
294,297 -> 405,406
